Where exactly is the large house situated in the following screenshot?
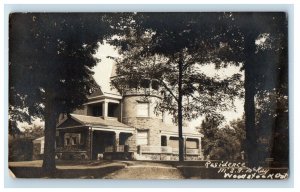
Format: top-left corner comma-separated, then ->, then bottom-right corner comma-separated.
53,68 -> 204,161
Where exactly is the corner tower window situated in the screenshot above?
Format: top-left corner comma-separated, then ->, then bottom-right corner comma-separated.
140,79 -> 150,88
137,102 -> 149,117
152,80 -> 159,90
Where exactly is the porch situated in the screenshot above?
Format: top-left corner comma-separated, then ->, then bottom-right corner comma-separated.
91,128 -> 135,160
135,135 -> 203,161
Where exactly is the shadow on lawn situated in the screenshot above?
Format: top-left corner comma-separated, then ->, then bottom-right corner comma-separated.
9,164 -> 126,178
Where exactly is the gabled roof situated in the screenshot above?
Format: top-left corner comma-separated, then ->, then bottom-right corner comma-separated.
88,78 -> 104,98
59,114 -> 131,128
88,73 -> 121,99
110,63 -> 117,78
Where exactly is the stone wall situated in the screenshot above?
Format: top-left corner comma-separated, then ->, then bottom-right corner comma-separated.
135,153 -> 202,161
123,117 -> 162,147
126,132 -> 137,152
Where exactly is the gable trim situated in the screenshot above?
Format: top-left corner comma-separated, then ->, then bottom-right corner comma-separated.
56,115 -> 85,128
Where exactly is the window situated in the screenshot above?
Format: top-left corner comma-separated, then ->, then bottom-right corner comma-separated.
92,105 -> 102,116
128,79 -> 138,89
64,133 -> 81,146
108,103 -> 119,117
137,102 -> 149,117
136,130 -> 149,145
161,136 -> 167,146
186,139 -> 198,149
140,79 -> 150,88
65,138 -> 70,146
71,137 -> 77,145
152,80 -> 159,90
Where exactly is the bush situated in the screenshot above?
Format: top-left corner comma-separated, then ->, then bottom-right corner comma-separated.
9,138 -> 33,161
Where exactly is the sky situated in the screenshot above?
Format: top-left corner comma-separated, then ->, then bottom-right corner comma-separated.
93,41 -> 120,93
93,42 -> 244,129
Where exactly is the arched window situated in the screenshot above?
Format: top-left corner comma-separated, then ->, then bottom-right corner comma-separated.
152,80 -> 159,90
140,79 -> 150,88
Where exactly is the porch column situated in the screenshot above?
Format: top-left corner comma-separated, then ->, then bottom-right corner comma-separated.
198,138 -> 202,156
166,136 -> 170,146
114,131 -> 120,152
183,136 -> 187,159
102,100 -> 108,119
88,127 -> 93,160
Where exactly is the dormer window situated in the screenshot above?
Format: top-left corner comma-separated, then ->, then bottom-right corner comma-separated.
108,103 -> 119,117
92,105 -> 102,117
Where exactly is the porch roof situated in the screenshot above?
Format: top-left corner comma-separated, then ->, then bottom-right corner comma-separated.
160,123 -> 204,138
57,114 -> 133,131
70,114 -> 131,128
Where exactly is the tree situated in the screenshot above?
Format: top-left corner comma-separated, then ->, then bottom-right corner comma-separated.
228,12 -> 288,166
199,115 -> 245,160
9,120 -> 21,138
111,13 -> 243,161
199,114 -> 224,158
111,12 -> 288,165
9,13 -> 119,174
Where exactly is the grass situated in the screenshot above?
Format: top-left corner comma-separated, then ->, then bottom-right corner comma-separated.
9,160 -> 127,178
8,160 -> 289,179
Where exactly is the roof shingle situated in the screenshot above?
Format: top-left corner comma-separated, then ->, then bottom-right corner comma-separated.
70,114 -> 131,128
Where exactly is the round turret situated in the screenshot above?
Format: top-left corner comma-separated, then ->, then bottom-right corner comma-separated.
122,79 -> 163,124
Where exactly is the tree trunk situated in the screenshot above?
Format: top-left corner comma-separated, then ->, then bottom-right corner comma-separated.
42,95 -> 59,175
178,54 -> 184,162
244,39 -> 259,167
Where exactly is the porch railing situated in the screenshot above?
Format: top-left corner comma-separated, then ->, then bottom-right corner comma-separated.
186,148 -> 200,155
139,146 -> 172,154
104,145 -> 126,152
105,145 -> 201,155
139,145 -> 200,155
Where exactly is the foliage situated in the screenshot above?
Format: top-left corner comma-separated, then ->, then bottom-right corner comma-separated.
9,13 -> 110,118
9,138 -> 33,162
110,13 -> 245,161
9,120 -> 21,138
9,13 -> 120,172
22,124 -> 44,139
200,115 -> 245,160
255,90 -> 288,163
230,12 -> 288,166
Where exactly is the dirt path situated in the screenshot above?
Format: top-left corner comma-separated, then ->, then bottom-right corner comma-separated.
104,161 -> 184,179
